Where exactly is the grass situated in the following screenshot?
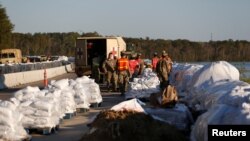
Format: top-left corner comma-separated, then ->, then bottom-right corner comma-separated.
240,77 -> 250,84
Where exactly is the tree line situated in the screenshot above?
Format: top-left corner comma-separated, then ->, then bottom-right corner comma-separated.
1,4 -> 250,61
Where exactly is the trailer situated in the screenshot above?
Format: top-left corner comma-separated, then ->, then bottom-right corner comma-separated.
75,36 -> 126,77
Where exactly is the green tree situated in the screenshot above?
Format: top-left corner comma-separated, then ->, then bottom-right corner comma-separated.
0,4 -> 14,49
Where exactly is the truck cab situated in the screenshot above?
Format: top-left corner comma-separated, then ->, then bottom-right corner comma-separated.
0,49 -> 22,64
75,36 -> 126,77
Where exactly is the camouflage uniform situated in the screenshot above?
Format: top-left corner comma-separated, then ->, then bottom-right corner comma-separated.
102,58 -> 118,92
156,57 -> 170,90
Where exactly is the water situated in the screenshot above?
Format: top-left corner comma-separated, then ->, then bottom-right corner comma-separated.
230,62 -> 250,78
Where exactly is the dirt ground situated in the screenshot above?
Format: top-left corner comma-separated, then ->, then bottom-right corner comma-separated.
80,110 -> 187,141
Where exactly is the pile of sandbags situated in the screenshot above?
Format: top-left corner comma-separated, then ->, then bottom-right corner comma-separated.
0,100 -> 30,141
72,76 -> 102,106
50,79 -> 76,114
13,86 -> 61,129
125,68 -> 160,99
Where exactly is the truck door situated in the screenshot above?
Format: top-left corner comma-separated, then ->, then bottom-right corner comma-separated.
76,39 -> 87,66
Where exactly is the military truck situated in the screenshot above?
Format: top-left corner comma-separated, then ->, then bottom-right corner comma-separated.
0,49 -> 22,64
75,36 -> 126,77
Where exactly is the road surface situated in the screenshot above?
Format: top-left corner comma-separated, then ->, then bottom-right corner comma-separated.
0,72 -> 124,141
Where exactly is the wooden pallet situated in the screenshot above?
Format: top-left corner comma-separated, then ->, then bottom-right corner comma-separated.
76,108 -> 89,113
26,124 -> 59,135
63,113 -> 74,119
90,102 -> 102,108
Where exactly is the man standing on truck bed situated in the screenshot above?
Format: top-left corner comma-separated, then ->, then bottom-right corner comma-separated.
92,52 -> 101,83
102,52 -> 118,92
117,52 -> 130,96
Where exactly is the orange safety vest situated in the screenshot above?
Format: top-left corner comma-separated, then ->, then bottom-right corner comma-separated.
152,57 -> 159,70
129,59 -> 139,74
118,58 -> 129,71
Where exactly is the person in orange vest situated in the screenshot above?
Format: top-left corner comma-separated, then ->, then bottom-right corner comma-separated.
129,54 -> 139,81
117,52 -> 130,96
151,52 -> 159,72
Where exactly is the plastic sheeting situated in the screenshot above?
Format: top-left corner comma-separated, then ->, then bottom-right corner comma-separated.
191,104 -> 250,141
145,104 -> 194,131
170,61 -> 250,141
111,98 -> 145,113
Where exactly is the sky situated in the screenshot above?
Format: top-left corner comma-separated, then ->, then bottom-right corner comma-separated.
1,0 -> 250,41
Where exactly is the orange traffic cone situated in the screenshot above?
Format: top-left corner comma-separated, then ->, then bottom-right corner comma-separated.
44,69 -> 48,88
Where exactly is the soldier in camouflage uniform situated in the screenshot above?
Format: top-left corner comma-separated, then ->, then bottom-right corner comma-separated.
102,52 -> 118,92
156,51 -> 172,90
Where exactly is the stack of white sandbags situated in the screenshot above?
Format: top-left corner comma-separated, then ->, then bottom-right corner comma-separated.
71,77 -> 92,108
0,100 -> 30,141
72,76 -> 102,105
50,79 -> 76,114
125,68 -> 160,99
13,86 -> 61,129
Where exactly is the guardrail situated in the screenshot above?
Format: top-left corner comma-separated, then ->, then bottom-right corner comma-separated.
0,61 -> 70,74
0,61 -> 74,89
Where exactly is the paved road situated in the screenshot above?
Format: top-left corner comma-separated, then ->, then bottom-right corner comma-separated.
0,72 -> 124,141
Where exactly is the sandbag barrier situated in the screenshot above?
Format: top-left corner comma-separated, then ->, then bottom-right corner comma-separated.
0,61 -> 70,74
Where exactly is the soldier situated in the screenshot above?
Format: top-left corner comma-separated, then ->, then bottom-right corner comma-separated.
156,51 -> 172,90
102,52 -> 117,92
117,52 -> 130,96
136,53 -> 144,76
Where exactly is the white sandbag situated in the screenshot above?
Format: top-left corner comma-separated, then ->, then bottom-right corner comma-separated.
74,88 -> 90,109
31,100 -> 54,111
111,98 -> 145,113
85,83 -> 102,104
60,88 -> 76,113
50,78 -> 69,89
0,100 -> 30,141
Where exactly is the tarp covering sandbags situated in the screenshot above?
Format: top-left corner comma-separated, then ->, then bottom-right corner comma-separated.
125,68 -> 160,99
170,61 -> 250,141
145,104 -> 194,131
170,63 -> 203,96
185,61 -> 241,110
191,103 -> 250,141
0,100 -> 31,141
82,99 -> 186,141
